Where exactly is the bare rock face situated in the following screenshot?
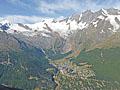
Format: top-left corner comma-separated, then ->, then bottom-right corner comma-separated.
63,8 -> 120,52
0,32 -> 20,51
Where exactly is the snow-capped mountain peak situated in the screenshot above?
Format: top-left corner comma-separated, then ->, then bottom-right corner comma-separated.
0,19 -> 11,31
0,8 -> 120,38
0,19 -> 10,25
101,8 -> 109,16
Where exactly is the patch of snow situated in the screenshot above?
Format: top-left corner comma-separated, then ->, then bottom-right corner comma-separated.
92,20 -> 99,27
101,8 -> 108,16
105,15 -> 120,32
78,14 -> 82,21
0,19 -> 10,25
97,15 -> 105,20
116,15 -> 120,21
78,21 -> 88,30
100,29 -> 105,33
118,12 -> 120,14
6,24 -> 37,36
108,28 -> 112,30
10,24 -> 30,32
69,20 -> 78,30
41,48 -> 46,55
41,33 -> 50,37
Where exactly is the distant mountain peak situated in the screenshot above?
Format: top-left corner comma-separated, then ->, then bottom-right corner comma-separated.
101,8 -> 109,16
0,8 -> 120,38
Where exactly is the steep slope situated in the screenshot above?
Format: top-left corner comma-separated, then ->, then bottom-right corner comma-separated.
71,47 -> 120,87
68,8 -> 120,52
0,32 -> 57,90
89,32 -> 120,50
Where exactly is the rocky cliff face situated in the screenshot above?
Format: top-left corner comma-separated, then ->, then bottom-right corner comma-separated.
64,8 -> 120,52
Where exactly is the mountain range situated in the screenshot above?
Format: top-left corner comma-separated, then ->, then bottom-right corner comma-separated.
0,8 -> 120,90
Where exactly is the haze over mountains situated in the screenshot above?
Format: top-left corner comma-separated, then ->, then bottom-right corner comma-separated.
0,8 -> 120,90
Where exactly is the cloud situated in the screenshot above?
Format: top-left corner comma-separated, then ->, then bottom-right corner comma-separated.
36,0 -> 120,15
2,15 -> 65,24
4,0 -> 120,17
3,15 -> 46,24
7,0 -> 19,3
37,0 -> 81,15
83,0 -> 120,11
7,0 -> 31,8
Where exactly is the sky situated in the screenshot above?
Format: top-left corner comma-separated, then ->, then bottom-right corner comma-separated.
0,0 -> 120,23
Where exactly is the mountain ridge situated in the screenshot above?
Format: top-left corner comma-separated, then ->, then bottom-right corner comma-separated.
0,8 -> 120,90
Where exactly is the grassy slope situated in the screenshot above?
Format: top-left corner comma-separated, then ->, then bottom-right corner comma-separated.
50,48 -> 120,90
0,48 -> 56,90
72,47 -> 120,82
